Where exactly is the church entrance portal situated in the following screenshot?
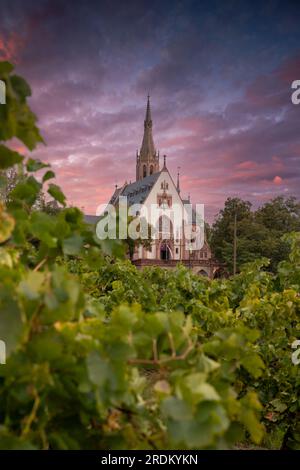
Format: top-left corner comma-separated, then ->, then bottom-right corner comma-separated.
160,242 -> 171,261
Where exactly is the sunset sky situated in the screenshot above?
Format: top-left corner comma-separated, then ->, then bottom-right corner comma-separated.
1,0 -> 300,222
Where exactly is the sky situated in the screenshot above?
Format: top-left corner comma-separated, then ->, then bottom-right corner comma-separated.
0,0 -> 299,222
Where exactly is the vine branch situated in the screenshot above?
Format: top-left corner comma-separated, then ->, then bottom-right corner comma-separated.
128,337 -> 194,366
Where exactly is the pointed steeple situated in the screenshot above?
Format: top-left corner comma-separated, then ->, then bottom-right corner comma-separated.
145,94 -> 152,122
140,95 -> 155,161
136,95 -> 160,180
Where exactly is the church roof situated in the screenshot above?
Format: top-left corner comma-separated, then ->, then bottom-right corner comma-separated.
113,171 -> 161,206
109,186 -> 123,205
84,214 -> 100,225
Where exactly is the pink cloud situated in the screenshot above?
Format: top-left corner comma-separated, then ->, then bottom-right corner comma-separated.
16,50 -> 299,223
0,32 -> 24,63
236,160 -> 258,170
273,175 -> 283,185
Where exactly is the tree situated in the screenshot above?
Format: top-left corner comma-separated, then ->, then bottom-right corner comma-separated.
255,196 -> 300,233
254,196 -> 300,271
210,196 -> 300,274
210,198 -> 255,273
1,167 -> 61,215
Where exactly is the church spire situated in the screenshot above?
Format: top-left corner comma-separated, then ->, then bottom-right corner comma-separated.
140,95 -> 155,161
136,96 -> 160,180
145,94 -> 152,122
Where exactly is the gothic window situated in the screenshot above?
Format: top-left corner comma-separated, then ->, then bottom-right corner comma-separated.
158,215 -> 173,237
175,247 -> 179,254
160,242 -> 171,260
161,182 -> 164,189
150,165 -> 153,175
143,165 -> 147,177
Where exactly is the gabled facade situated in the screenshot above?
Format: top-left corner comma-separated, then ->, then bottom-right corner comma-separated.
106,97 -> 220,278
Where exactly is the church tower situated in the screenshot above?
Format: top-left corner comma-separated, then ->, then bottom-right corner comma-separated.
136,95 -> 160,180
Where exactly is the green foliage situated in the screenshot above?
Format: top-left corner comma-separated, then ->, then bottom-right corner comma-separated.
210,196 -> 300,274
69,239 -> 300,449
0,145 -> 23,169
0,62 -> 43,150
0,254 -> 267,450
0,61 -> 299,450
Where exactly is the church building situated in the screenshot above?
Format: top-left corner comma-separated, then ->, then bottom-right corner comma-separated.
104,97 -> 219,278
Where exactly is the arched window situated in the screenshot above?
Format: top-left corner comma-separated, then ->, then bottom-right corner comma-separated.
158,215 -> 173,237
143,165 -> 147,177
150,165 -> 154,175
198,269 -> 208,277
160,242 -> 172,260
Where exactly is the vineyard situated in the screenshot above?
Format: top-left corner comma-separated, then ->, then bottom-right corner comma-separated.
0,61 -> 299,450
